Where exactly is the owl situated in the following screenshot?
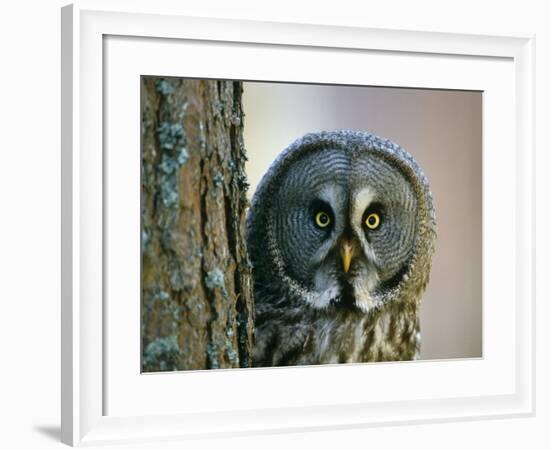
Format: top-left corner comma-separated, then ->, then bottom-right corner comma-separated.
246,130 -> 436,367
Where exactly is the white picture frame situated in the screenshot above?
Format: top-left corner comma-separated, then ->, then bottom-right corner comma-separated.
61,1 -> 535,446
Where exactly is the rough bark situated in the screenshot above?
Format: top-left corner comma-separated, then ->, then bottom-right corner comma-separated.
141,77 -> 254,371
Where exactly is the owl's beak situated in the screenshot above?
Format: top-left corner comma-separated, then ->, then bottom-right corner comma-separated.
340,241 -> 355,273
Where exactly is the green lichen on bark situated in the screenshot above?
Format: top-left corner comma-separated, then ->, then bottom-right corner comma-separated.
143,335 -> 180,372
141,77 -> 254,371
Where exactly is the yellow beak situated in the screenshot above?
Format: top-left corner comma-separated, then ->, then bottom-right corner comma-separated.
340,242 -> 354,273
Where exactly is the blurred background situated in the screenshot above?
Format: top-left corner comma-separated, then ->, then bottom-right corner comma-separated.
242,82 -> 482,360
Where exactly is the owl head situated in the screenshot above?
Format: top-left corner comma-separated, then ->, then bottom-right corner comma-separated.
247,130 -> 436,313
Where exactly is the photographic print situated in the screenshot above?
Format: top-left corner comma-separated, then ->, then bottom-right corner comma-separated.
141,77 -> 481,372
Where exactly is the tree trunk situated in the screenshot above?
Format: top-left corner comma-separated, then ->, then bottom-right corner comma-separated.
141,77 -> 254,371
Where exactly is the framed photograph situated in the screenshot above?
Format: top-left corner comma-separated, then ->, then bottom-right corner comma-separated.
61,1 -> 535,446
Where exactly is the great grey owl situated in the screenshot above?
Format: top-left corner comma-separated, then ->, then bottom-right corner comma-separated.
247,130 -> 436,367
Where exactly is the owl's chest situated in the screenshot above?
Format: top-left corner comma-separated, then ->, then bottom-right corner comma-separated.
253,299 -> 419,367
312,309 -> 419,364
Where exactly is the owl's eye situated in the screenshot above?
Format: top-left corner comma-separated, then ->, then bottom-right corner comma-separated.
365,212 -> 381,230
315,211 -> 331,228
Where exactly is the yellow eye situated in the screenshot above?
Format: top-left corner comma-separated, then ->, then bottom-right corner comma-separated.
315,211 -> 331,228
365,212 -> 380,230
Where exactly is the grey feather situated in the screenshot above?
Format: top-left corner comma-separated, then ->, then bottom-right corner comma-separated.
247,130 -> 436,366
